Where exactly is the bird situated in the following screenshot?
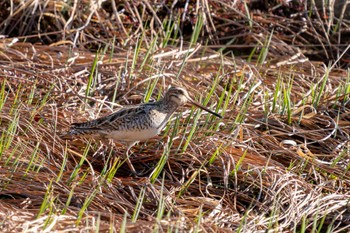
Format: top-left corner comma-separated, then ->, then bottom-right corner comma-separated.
64,86 -> 222,175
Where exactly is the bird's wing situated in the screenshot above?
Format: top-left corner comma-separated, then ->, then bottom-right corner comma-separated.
71,105 -> 148,133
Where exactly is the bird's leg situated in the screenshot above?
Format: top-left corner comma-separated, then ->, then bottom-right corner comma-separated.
123,141 -> 151,176
125,144 -> 137,175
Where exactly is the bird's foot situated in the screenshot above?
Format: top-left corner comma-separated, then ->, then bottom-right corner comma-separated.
129,168 -> 148,177
127,161 -> 155,177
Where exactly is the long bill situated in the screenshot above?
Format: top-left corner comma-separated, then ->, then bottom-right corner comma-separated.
188,98 -> 222,118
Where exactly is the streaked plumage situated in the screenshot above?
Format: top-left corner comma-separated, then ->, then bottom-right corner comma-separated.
64,86 -> 222,174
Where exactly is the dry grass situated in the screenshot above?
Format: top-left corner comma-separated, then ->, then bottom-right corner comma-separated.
0,0 -> 350,232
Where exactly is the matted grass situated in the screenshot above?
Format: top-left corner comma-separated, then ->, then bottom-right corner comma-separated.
0,0 -> 350,232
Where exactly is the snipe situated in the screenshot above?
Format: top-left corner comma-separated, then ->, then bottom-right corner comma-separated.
64,86 -> 222,175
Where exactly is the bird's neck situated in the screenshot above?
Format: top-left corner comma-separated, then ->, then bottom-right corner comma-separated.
157,98 -> 180,115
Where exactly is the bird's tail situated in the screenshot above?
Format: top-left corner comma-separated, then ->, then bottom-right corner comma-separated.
61,123 -> 104,140
61,128 -> 82,139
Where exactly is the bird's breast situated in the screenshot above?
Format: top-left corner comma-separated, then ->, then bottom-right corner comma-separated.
149,111 -> 169,129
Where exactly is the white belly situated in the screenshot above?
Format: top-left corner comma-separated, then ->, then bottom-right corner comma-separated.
104,127 -> 161,143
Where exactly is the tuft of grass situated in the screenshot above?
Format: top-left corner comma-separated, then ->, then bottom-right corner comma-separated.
257,29 -> 274,65
312,65 -> 330,108
85,51 -> 100,104
132,187 -> 146,223
37,179 -> 54,218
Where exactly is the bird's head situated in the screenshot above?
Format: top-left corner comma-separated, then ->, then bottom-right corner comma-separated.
165,86 -> 190,106
164,86 -> 222,118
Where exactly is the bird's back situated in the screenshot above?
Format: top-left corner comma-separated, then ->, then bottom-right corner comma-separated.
64,101 -> 173,143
